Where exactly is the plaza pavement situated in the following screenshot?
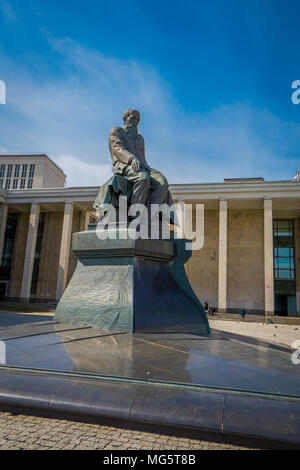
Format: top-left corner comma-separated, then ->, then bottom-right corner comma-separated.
0,408 -> 256,450
210,319 -> 300,347
0,309 -> 299,348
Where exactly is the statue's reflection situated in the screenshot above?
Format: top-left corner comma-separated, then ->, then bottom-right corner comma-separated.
55,326 -> 191,383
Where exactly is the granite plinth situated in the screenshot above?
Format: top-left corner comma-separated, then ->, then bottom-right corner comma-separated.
54,228 -> 209,334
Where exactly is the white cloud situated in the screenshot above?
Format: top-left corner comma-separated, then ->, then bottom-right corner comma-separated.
0,35 -> 299,186
56,154 -> 111,187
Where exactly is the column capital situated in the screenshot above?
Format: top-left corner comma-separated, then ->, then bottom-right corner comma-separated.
219,199 -> 228,211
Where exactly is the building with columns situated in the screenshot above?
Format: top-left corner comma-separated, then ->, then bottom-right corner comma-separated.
0,154 -> 299,316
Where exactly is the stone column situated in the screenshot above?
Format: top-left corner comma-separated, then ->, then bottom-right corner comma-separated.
79,211 -> 90,232
56,202 -> 74,300
297,292 -> 300,317
0,204 -> 8,264
264,198 -> 274,315
218,199 -> 228,313
20,203 -> 40,301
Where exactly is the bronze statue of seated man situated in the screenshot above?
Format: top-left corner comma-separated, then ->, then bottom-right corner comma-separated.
94,108 -> 176,224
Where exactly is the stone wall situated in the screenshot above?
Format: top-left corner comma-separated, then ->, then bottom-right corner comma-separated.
36,212 -> 64,300
186,209 -> 219,307
227,209 -> 264,313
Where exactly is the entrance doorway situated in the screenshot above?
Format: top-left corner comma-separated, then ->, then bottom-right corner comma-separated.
275,294 -> 296,316
275,294 -> 287,316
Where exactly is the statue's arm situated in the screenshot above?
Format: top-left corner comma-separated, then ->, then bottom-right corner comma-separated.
109,127 -> 135,165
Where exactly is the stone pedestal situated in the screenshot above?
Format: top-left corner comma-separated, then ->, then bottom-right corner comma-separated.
55,227 -> 210,335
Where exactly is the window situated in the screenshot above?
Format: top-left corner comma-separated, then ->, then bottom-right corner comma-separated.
273,220 -> 295,280
273,220 -> 294,237
0,178 -> 3,188
28,165 -> 35,188
13,165 -> 20,189
5,179 -> 11,189
6,165 -> 12,178
0,165 -> 5,178
29,164 -> 35,178
21,165 -> 27,178
274,247 -> 295,279
0,214 -> 18,280
14,164 -> 20,178
20,178 -> 26,189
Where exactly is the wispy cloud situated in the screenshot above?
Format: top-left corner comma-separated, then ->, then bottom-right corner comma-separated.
0,34 -> 299,186
0,0 -> 17,23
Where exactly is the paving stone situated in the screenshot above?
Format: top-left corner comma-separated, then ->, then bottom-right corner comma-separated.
0,408 -> 255,450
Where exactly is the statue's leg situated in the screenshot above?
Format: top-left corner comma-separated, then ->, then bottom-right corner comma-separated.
123,168 -> 150,206
148,169 -> 169,205
149,169 -> 178,226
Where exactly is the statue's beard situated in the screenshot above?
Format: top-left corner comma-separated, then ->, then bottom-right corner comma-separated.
125,124 -> 138,138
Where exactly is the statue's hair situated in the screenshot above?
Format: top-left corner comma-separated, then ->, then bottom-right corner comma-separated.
123,108 -> 140,123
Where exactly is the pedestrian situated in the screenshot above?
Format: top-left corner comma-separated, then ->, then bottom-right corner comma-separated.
208,304 -> 213,316
204,302 -> 208,312
240,307 -> 246,320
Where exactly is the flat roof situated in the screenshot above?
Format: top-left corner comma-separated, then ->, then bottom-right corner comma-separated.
224,177 -> 265,182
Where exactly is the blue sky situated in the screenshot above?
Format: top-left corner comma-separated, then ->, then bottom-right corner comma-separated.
0,0 -> 299,186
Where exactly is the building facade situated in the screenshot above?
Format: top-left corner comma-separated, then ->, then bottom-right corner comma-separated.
0,154 -> 299,316
0,154 -> 66,190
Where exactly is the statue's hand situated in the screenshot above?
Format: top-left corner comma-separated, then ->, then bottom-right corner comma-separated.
130,157 -> 140,173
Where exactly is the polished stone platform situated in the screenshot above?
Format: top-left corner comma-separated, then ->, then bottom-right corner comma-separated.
0,320 -> 299,446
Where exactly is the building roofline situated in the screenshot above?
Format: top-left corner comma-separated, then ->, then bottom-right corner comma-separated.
169,179 -> 297,187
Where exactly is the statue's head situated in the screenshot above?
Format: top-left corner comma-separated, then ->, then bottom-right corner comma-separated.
123,108 -> 140,127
